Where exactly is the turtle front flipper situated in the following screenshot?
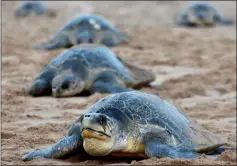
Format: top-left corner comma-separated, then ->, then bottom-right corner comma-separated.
90,81 -> 133,93
32,38 -> 71,51
209,5 -> 234,26
25,79 -> 51,96
177,14 -> 189,26
117,56 -> 155,89
22,134 -> 82,161
175,9 -> 195,27
89,70 -> 133,93
218,19 -> 234,25
144,140 -> 200,159
98,29 -> 130,47
178,19 -> 192,27
113,31 -> 130,45
212,14 -> 234,25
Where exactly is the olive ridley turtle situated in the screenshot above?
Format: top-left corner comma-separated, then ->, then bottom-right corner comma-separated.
176,2 -> 233,27
15,1 -> 55,17
22,91 -> 232,161
25,44 -> 155,97
32,15 -> 130,50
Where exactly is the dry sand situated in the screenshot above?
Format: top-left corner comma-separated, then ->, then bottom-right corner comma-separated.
2,1 -> 236,165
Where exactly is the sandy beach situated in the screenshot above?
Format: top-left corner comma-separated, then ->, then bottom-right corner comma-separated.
2,1 -> 236,165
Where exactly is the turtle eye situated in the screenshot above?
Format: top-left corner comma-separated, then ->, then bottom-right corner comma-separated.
98,115 -> 107,125
61,77 -> 75,89
71,80 -> 75,85
89,38 -> 93,43
61,82 -> 69,89
61,80 -> 70,89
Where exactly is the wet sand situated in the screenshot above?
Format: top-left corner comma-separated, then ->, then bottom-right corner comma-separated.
2,1 -> 236,165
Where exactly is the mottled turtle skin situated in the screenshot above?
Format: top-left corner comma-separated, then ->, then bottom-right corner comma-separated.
25,44 -> 154,97
176,2 -> 233,27
32,15 -> 130,50
15,1 -> 55,17
22,91 -> 231,161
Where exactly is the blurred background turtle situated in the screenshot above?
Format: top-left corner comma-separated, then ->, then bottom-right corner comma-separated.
32,15 -> 130,50
25,44 -> 155,97
15,1 -> 56,17
176,2 -> 234,27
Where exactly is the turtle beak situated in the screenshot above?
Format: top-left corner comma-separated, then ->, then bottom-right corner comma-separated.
81,114 -> 106,133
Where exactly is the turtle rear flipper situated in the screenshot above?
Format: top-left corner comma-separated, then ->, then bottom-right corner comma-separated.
211,145 -> 236,154
32,38 -> 71,51
145,139 -> 200,159
204,145 -> 236,159
117,57 -> 155,89
189,119 -> 227,153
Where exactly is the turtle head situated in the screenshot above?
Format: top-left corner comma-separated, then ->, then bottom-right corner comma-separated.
52,74 -> 85,97
76,31 -> 94,44
80,113 -> 119,156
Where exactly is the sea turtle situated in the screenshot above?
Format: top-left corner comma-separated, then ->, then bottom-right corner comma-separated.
32,15 -> 130,50
15,1 -> 56,17
22,91 -> 232,161
176,2 -> 234,27
25,44 -> 154,97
